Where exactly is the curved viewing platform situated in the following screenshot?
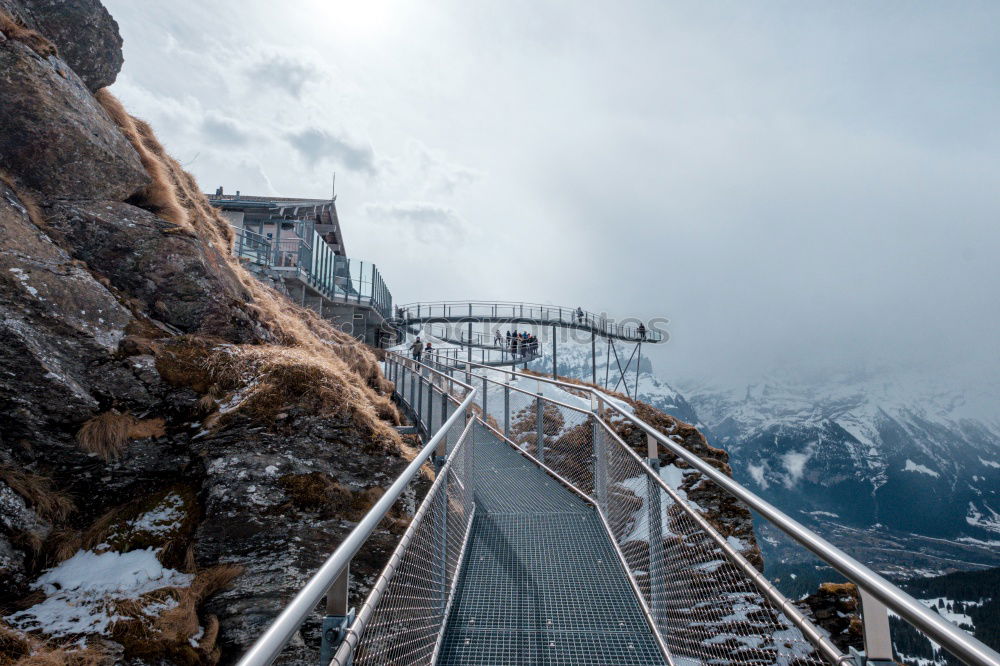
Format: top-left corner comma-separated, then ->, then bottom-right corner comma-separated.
424,347 -> 542,369
394,300 -> 665,343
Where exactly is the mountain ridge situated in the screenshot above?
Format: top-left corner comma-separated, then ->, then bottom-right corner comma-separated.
530,341 -> 1000,576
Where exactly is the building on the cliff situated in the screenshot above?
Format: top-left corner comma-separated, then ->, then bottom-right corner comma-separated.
208,189 -> 393,346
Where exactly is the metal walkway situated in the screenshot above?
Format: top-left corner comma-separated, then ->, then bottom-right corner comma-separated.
439,433 -> 667,665
237,352 -> 1000,666
395,301 -> 664,343
402,323 -> 543,369
395,301 -> 664,396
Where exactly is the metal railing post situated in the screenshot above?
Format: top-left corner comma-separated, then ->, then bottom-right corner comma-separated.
427,378 -> 436,435
416,373 -> 423,426
592,397 -> 607,511
439,392 -> 449,460
410,365 -> 417,411
482,376 -> 488,420
535,383 -> 545,463
504,380 -> 511,438
318,564 -> 354,666
646,433 -> 666,623
859,587 -> 895,664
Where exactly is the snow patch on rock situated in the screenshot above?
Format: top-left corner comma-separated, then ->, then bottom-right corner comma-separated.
4,548 -> 193,637
903,460 -> 940,478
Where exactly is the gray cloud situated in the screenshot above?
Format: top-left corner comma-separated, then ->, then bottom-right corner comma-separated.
363,201 -> 467,240
285,128 -> 377,175
407,141 -> 482,195
201,112 -> 252,146
247,56 -> 322,98
105,0 -> 1000,391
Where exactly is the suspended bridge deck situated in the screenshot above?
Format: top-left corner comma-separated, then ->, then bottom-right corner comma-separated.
396,301 -> 664,394
395,301 -> 665,344
440,434 -> 666,665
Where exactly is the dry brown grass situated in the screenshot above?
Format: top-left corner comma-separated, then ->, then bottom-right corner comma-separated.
93,89 -> 403,453
0,619 -> 110,666
819,582 -> 858,598
127,417 -> 166,439
0,10 -> 57,58
156,339 -> 401,449
75,410 -> 132,458
195,393 -> 217,413
0,620 -> 32,665
81,487 -> 197,568
0,169 -> 47,232
12,648 -> 109,666
119,335 -> 161,357
93,90 -> 187,228
107,564 -> 240,665
279,472 -> 384,521
0,467 -> 74,522
38,527 -> 82,567
75,411 -> 166,460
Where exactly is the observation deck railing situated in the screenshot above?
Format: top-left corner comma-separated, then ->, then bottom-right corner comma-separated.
396,300 -> 663,343
232,228 -> 392,320
232,227 -> 272,266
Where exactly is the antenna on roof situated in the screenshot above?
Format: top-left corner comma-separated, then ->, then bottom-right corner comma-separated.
331,172 -> 336,200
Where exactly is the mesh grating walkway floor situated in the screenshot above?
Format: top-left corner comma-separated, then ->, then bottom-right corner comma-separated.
438,433 -> 668,665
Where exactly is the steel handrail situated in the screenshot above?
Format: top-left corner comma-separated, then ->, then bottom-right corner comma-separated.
443,358 -> 1000,666
424,352 -> 593,416
395,300 -> 663,342
600,397 -> 1000,666
594,410 -> 845,665
397,300 -> 628,327
236,368 -> 477,666
331,417 -> 478,665
423,347 -> 543,369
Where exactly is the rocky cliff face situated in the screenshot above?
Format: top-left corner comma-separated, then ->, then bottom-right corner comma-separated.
0,4 -> 407,664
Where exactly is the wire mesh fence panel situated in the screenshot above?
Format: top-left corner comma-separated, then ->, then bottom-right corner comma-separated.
534,401 -> 596,498
504,387 -> 541,458
347,420 -> 475,666
599,427 -> 827,666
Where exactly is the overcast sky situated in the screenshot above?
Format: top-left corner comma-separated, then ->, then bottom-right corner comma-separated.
104,1 -> 1000,389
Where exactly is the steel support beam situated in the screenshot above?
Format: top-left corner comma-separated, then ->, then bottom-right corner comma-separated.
591,331 -> 597,385
503,381 -> 510,438
551,324 -> 557,379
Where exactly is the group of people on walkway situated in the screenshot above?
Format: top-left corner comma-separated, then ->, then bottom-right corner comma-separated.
493,330 -> 538,358
409,337 -> 433,362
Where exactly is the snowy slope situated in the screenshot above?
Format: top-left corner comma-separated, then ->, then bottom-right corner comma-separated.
682,370 -> 1000,575
524,340 -> 700,425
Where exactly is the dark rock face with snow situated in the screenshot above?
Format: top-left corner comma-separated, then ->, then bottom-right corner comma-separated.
0,4 -> 406,663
